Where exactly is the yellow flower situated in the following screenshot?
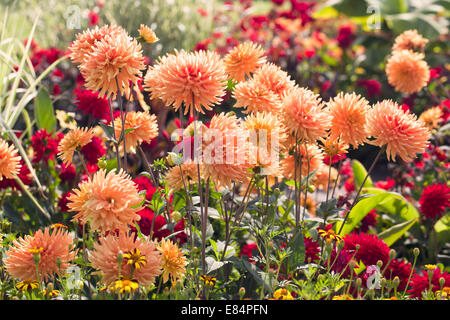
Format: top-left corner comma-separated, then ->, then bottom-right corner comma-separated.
157,238 -> 188,284
109,277 -> 140,294
318,228 -> 343,243
28,246 -> 44,254
123,248 -> 147,270
332,294 -> 354,300
424,264 -> 437,271
16,280 -> 39,291
436,287 -> 450,299
200,275 -> 216,287
273,288 -> 293,300
138,24 -> 159,44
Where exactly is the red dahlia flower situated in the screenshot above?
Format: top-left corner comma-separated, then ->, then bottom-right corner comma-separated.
343,233 -> 390,266
419,183 -> 450,221
408,267 -> 450,299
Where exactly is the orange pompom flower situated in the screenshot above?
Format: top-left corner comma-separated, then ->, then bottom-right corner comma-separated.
233,79 -> 282,114
165,160 -> 201,192
4,227 -> 76,281
327,92 -> 371,149
418,106 -> 444,130
386,49 -> 430,94
366,100 -> 431,162
281,87 -> 331,143
0,139 -> 21,181
144,49 -> 227,116
57,127 -> 94,166
68,169 -> 144,233
80,32 -> 146,99
89,232 -> 162,287
157,238 -> 188,284
114,111 -> 159,153
392,29 -> 428,52
223,41 -> 266,82
252,63 -> 296,99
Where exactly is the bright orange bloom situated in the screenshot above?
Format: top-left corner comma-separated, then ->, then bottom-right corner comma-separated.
144,49 -> 227,116
418,106 -> 443,130
80,32 -> 145,99
386,49 -> 430,94
68,169 -> 144,233
157,238 -> 188,284
392,29 -> 428,52
114,111 -> 159,153
233,79 -> 282,114
165,160 -> 202,192
4,227 -> 76,281
0,139 -> 21,181
89,232 -> 162,288
57,127 -> 94,166
366,100 -> 431,162
327,92 -> 371,149
252,63 -> 296,99
223,41 -> 266,82
138,24 -> 159,44
281,87 -> 331,143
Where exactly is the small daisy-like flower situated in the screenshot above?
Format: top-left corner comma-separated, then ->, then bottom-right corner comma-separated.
200,275 -> 216,287
50,223 -> 68,230
138,24 -> 159,44
273,288 -> 294,300
366,100 -> 431,162
0,139 -> 22,181
233,79 -> 282,114
436,287 -> 450,299
386,49 -> 430,94
16,280 -> 39,291
108,277 -> 140,294
4,227 -> 76,281
57,127 -> 94,166
114,111 -> 159,153
80,32 -> 145,99
157,238 -> 188,284
318,228 -> 343,243
144,49 -> 227,116
424,264 -> 437,271
332,294 -> 354,300
418,106 -> 443,130
123,248 -> 147,270
281,86 -> 331,143
68,169 -> 143,233
327,92 -> 371,149
89,232 -> 162,287
223,41 -> 266,82
392,29 -> 428,52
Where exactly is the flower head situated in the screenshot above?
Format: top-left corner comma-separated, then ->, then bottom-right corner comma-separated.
157,238 -> 188,284
114,111 -> 159,153
273,288 -> 294,300
251,63 -> 296,99
138,24 -> 159,44
57,127 -> 94,166
418,106 -> 444,130
68,169 -> 144,233
223,41 -> 266,82
31,129 -> 61,163
80,32 -> 145,99
280,143 -> 324,180
4,227 -> 76,281
327,92 -> 371,149
233,79 -> 282,114
343,233 -> 390,266
0,139 -> 21,181
108,277 -> 140,294
165,160 -> 201,192
281,87 -> 331,142
89,232 -> 162,287
386,49 -> 430,94
144,49 -> 227,116
419,183 -> 450,221
408,267 -> 450,299
392,30 -> 428,52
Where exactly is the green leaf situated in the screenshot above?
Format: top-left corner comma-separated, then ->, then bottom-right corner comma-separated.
429,213 -> 450,251
336,192 -> 392,235
34,87 -> 56,131
205,256 -> 226,274
378,218 -> 418,246
328,0 -> 370,17
98,122 -> 116,143
352,160 -> 373,190
286,228 -> 305,273
368,0 -> 408,15
386,12 -> 449,40
241,257 -> 273,293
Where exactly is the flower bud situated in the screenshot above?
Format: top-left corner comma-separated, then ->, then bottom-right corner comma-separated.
172,211 -> 182,223
349,260 -> 357,270
355,278 -> 362,288
239,287 -> 246,299
273,188 -> 281,197
393,276 -> 400,288
167,152 -> 183,166
389,249 -> 396,260
413,248 -> 420,257
337,239 -> 345,250
117,251 -> 124,264
380,278 -> 387,288
439,277 -> 446,288
97,158 -> 107,169
307,185 -> 316,193
376,260 -> 383,269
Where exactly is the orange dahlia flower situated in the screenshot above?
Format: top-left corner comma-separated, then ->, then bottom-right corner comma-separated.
386,49 -> 430,94
281,87 -> 331,143
392,30 -> 428,52
252,63 -> 296,99
165,160 -> 202,192
80,32 -> 145,99
312,164 -> 338,191
114,111 -> 159,153
57,127 -> 94,166
144,49 -> 227,116
223,41 -> 266,82
89,232 -> 162,287
418,106 -> 444,130
233,79 -> 282,114
138,24 -> 159,44
327,92 -> 371,148
68,169 -> 144,233
0,139 -> 21,181
157,238 -> 188,284
280,143 -> 324,180
4,227 -> 76,281
367,100 -> 431,162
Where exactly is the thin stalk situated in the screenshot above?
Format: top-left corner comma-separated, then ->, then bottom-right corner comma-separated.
338,145 -> 385,235
179,165 -> 194,251
108,97 -> 121,171
302,141 -> 310,223
77,150 -> 91,180
137,144 -> 158,186
331,156 -> 344,199
115,77 -> 127,171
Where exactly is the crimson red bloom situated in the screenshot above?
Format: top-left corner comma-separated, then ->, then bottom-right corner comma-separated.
357,79 -> 381,98
59,164 -> 77,183
384,258 -> 413,292
354,209 -> 378,233
408,267 -> 450,299
31,129 -> 62,164
131,207 -> 169,240
58,191 -> 71,213
328,249 -> 358,278
74,88 -> 111,121
239,242 -> 259,263
304,237 -> 320,263
343,233 -> 390,266
88,11 -> 99,26
419,183 -> 450,220
80,136 -> 106,165
133,175 -> 157,201
336,25 -> 355,49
